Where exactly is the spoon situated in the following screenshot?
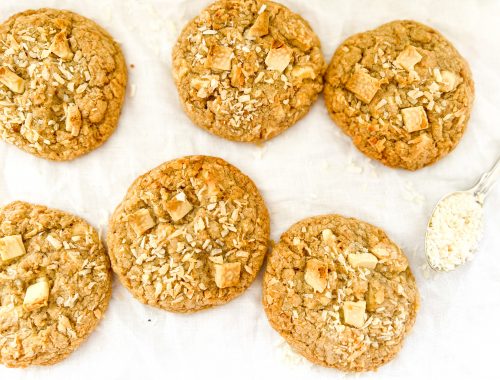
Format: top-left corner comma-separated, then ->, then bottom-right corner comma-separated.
425,155 -> 500,272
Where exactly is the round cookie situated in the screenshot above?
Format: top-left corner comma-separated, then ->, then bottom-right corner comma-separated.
324,20 -> 474,170
263,215 -> 419,372
0,201 -> 112,367
107,156 -> 270,313
172,0 -> 325,142
0,8 -> 127,161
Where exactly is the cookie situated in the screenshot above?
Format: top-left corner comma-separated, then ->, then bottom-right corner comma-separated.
107,156 -> 270,313
0,8 -> 127,161
172,0 -> 325,142
263,214 -> 419,372
324,20 -> 474,170
0,201 -> 112,367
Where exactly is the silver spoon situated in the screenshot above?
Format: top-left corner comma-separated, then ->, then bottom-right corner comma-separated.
425,155 -> 500,272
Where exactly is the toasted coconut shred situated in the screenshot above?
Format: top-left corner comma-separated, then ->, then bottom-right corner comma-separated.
426,192 -> 483,271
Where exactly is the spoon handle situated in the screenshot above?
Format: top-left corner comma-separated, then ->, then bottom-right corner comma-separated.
472,155 -> 500,202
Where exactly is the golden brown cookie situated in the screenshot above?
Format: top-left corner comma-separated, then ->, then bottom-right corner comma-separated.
172,0 -> 325,142
107,156 -> 270,313
0,8 -> 127,160
263,214 -> 419,372
0,201 -> 112,367
324,20 -> 474,170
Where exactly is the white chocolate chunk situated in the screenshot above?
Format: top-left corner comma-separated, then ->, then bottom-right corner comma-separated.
65,104 -> 82,137
0,66 -> 25,93
246,11 -> 269,38
129,208 -> 156,236
190,76 -> 218,98
367,284 -> 385,309
0,235 -> 26,261
50,31 -> 74,60
346,69 -> 380,104
23,280 -> 50,312
321,228 -> 337,247
304,258 -> 328,293
348,252 -> 378,269
230,65 -> 244,88
265,44 -> 292,72
291,65 -> 316,80
439,70 -> 460,92
166,192 -> 193,222
433,67 -> 443,82
343,300 -> 366,328
214,262 -> 241,288
401,106 -> 429,133
371,242 -> 408,272
206,45 -> 233,71
371,243 -> 391,258
396,45 -> 422,72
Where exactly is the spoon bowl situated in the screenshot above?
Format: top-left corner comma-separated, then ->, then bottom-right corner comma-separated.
425,155 -> 500,272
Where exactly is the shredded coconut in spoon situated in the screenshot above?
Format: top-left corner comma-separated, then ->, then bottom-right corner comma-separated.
426,192 -> 484,271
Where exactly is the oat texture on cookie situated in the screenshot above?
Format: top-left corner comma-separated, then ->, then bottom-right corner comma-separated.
0,201 -> 112,368
263,215 -> 419,372
0,8 -> 127,160
107,156 -> 270,313
324,20 -> 474,170
172,0 -> 325,142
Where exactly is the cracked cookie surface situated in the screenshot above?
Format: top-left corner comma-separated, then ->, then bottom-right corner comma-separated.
324,20 -> 474,170
0,201 -> 112,367
263,214 -> 419,372
0,8 -> 127,160
172,0 -> 325,142
107,156 -> 270,313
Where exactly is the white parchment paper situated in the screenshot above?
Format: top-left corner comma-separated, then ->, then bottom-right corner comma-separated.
1,1 -> 499,379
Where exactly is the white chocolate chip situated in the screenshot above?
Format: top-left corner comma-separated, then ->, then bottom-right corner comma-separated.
129,208 -> 156,236
346,68 -> 380,104
190,76 -> 218,98
166,192 -> 193,222
245,11 -> 270,38
0,235 -> 26,261
291,65 -> 316,80
401,106 -> 429,133
396,45 -> 422,72
214,262 -> 241,288
230,65 -> 244,88
65,104 -> 82,137
265,44 -> 292,72
371,243 -> 391,258
343,300 -> 366,328
321,228 -> 337,248
304,258 -> 328,293
367,285 -> 385,309
23,279 -> 50,312
347,252 -> 378,269
439,70 -> 460,92
50,32 -> 74,60
0,66 -> 25,93
206,45 -> 233,71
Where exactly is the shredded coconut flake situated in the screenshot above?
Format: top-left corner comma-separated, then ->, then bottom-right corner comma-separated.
426,192 -> 483,271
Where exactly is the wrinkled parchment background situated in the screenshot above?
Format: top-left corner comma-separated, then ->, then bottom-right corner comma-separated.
1,0 -> 499,379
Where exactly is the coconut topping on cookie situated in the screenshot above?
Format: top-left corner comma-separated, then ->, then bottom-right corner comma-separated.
172,0 -> 325,142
